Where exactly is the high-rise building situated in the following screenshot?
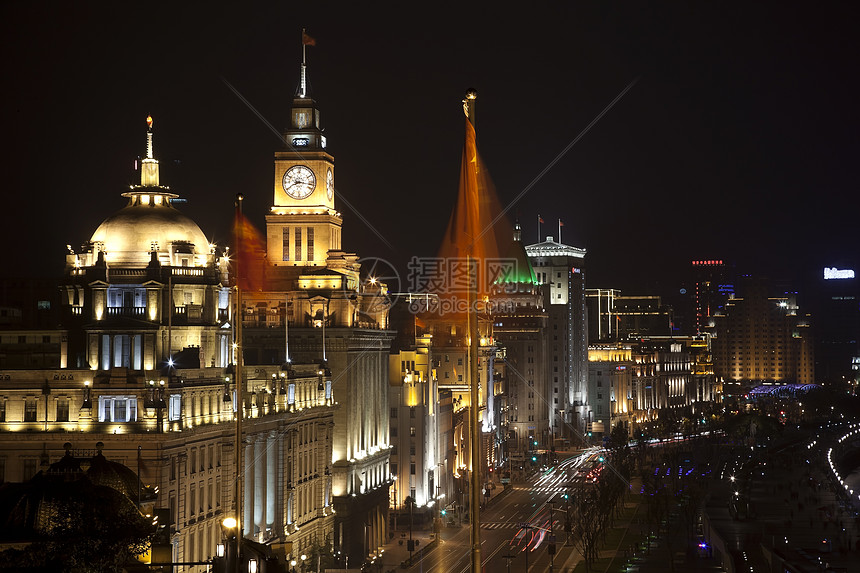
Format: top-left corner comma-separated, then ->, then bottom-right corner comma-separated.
526,236 -> 588,443
710,276 -> 814,387
691,259 -> 734,335
493,224 -> 548,450
813,264 -> 860,385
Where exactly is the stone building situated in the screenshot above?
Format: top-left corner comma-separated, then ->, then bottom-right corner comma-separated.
0,117 -> 336,571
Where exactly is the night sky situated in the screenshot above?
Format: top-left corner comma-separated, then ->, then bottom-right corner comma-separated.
3,3 -> 858,296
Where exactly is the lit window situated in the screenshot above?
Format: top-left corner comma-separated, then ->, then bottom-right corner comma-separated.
97,396 -> 137,422
169,395 -> 182,421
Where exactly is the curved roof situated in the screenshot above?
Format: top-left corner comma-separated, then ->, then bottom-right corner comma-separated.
86,452 -> 141,501
90,195 -> 210,267
496,234 -> 536,285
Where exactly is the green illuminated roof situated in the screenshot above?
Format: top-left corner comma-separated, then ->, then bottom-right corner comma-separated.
495,224 -> 537,285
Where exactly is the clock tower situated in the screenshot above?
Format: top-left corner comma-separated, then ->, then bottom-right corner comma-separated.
266,58 -> 341,267
245,35 -> 393,565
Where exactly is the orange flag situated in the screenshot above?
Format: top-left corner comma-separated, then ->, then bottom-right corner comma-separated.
302,31 -> 316,46
438,118 -> 507,300
232,212 -> 268,292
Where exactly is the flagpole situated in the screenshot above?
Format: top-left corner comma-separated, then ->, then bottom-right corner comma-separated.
463,87 -> 481,573
558,219 -> 562,244
537,214 -> 541,243
300,28 -> 307,97
234,193 -> 245,569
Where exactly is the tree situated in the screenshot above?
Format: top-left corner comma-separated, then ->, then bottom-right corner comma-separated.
0,479 -> 152,572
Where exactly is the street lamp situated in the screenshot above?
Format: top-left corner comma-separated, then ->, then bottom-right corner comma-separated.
218,516 -> 239,573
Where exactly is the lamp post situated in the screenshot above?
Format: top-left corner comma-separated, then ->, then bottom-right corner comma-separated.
219,516 -> 239,573
519,523 -> 536,572
405,496 -> 416,563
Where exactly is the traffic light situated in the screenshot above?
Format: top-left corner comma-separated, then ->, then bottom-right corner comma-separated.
533,440 -> 538,446
598,455 -> 604,463
441,509 -> 447,516
531,456 -> 537,462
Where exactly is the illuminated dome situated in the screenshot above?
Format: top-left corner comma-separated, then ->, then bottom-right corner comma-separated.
89,191 -> 211,267
82,116 -> 212,268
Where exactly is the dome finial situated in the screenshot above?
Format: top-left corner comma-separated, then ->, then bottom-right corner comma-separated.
145,115 -> 154,159
141,115 -> 159,186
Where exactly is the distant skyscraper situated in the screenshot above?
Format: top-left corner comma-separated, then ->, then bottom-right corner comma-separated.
586,288 -> 621,343
691,259 -> 734,334
586,290 -> 673,342
710,276 -> 814,385
813,264 -> 860,384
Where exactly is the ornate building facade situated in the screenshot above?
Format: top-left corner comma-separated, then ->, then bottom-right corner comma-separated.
0,118 -> 338,571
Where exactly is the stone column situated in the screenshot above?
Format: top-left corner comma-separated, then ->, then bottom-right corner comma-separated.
255,435 -> 265,534
244,438 -> 254,536
266,431 -> 277,530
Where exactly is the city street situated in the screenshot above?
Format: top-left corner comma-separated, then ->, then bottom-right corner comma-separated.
380,450 -> 601,572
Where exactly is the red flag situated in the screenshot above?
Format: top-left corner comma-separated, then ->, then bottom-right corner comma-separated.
539,216 -> 545,224
232,212 -> 268,291
302,31 -> 316,46
559,220 -> 564,227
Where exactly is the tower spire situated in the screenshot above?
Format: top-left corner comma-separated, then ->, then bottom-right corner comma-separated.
141,115 -> 159,187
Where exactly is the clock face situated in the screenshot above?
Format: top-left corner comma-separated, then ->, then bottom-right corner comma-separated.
326,168 -> 334,201
282,165 -> 316,199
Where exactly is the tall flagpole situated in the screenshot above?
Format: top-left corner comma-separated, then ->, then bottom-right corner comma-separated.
464,88 -> 481,573
558,219 -> 562,244
537,214 -> 542,243
234,193 -> 245,569
300,28 -> 307,97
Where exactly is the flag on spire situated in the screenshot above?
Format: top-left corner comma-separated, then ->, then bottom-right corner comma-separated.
302,31 -> 316,46
539,215 -> 545,224
559,220 -> 564,227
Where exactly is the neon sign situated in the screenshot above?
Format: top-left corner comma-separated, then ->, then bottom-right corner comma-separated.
824,267 -> 855,280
